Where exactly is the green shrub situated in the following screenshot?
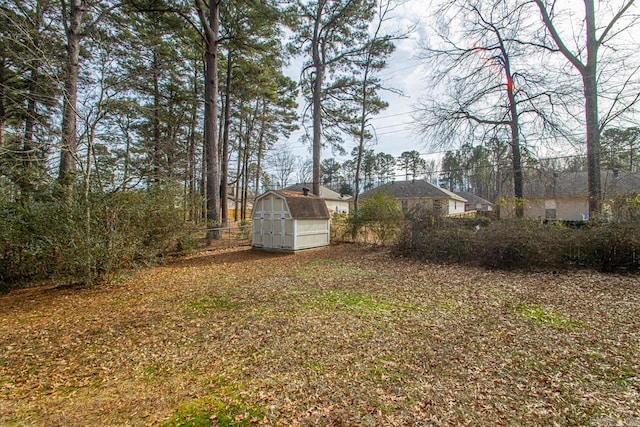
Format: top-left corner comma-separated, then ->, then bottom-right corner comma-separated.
348,190 -> 404,245
0,185 -> 200,290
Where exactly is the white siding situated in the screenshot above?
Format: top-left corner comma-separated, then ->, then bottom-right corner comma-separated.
294,219 -> 330,250
252,192 -> 330,251
448,199 -> 466,216
252,193 -> 293,249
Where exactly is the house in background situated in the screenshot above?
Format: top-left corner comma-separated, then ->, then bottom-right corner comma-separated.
360,180 -> 467,216
252,189 -> 330,252
501,170 -> 640,221
454,191 -> 494,212
285,183 -> 351,215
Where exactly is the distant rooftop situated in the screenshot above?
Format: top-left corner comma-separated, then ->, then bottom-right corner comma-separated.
522,170 -> 640,198
362,180 -> 466,202
285,183 -> 352,200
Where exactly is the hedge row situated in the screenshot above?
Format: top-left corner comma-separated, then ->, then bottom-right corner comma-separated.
0,187 -> 199,291
395,208 -> 640,272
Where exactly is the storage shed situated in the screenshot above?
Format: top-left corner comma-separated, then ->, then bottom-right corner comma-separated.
252,189 -> 331,252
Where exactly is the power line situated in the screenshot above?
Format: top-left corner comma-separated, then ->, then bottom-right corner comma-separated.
369,109 -> 419,120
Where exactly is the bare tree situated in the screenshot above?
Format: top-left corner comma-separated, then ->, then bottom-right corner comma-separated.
417,0 -> 566,217
295,157 -> 313,184
268,148 -> 298,189
532,0 -> 639,217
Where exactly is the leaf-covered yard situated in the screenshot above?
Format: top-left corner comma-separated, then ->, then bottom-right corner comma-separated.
1,244 -> 639,426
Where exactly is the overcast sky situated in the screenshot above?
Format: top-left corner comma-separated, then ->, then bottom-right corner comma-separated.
275,0 -> 639,179
279,0 -> 434,169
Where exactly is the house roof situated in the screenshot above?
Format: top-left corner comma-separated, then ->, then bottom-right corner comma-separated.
362,180 -> 467,202
268,190 -> 330,219
285,183 -> 352,201
454,191 -> 493,206
523,170 -> 640,198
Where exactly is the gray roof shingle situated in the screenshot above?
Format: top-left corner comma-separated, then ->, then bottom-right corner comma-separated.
362,180 -> 467,202
271,190 -> 330,219
523,170 -> 640,198
284,183 -> 352,201
454,191 -> 493,206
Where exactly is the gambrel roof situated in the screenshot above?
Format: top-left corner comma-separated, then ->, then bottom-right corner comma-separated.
268,190 -> 330,219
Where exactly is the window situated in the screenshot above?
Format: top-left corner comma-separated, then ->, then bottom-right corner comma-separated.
545,200 -> 557,220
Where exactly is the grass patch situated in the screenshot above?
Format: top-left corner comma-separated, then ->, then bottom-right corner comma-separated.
298,258 -> 370,279
306,290 -> 394,316
513,303 -> 582,330
186,296 -> 241,313
163,398 -> 264,427
142,361 -> 171,381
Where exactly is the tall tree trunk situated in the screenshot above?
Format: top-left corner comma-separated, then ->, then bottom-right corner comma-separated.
254,101 -> 266,197
507,81 -> 523,218
311,4 -> 324,197
58,0 -> 86,188
241,141 -> 250,220
23,67 -> 38,167
498,32 -> 524,218
196,0 -> 221,241
23,0 -> 45,176
584,0 -> 601,216
187,62 -> 199,222
233,115 -> 244,222
353,62 -> 370,213
151,50 -> 162,183
220,52 -> 233,226
238,101 -> 257,216
0,58 -> 7,155
234,135 -> 242,222
123,123 -> 131,188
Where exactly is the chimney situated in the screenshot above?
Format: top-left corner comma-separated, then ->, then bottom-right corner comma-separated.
302,187 -> 310,196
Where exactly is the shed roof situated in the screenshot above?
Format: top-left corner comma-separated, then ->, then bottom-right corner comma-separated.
362,180 -> 467,202
269,190 -> 330,219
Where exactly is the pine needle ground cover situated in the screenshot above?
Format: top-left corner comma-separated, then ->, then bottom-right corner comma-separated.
1,245 -> 638,426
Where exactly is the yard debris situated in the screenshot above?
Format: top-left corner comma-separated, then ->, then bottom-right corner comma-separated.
1,244 -> 639,425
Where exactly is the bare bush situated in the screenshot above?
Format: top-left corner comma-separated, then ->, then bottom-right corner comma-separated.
396,206 -> 640,273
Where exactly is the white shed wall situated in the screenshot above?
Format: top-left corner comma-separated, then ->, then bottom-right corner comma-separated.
293,219 -> 330,250
252,193 -> 330,251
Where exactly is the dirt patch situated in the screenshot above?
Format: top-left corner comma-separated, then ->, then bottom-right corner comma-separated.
1,244 -> 639,425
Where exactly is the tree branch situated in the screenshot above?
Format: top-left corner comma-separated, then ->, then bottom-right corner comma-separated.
598,0 -> 636,46
532,0 -> 585,73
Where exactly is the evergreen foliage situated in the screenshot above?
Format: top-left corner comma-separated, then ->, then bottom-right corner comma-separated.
346,189 -> 403,244
0,186 -> 197,291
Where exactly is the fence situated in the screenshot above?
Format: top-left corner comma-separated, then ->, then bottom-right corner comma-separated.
204,224 -> 252,248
